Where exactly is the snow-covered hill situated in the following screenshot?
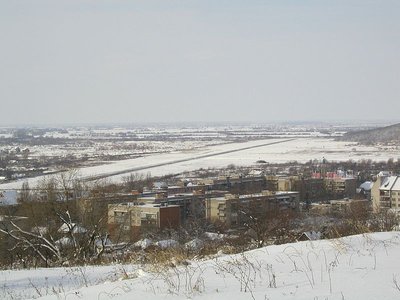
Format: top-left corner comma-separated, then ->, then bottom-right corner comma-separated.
2,232 -> 400,299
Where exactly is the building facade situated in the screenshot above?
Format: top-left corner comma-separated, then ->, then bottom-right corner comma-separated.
205,190 -> 300,227
372,175 -> 400,211
108,203 -> 180,241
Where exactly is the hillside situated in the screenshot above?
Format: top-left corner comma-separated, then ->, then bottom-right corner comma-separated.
339,123 -> 400,144
2,232 -> 400,300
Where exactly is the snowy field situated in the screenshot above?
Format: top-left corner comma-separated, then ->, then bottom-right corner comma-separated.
0,123 -> 340,159
1,232 -> 400,299
1,137 -> 399,193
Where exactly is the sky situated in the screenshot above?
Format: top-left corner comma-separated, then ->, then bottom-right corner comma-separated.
0,0 -> 399,125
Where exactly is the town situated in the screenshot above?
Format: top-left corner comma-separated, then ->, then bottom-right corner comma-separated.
1,156 -> 399,269
1,0 -> 400,298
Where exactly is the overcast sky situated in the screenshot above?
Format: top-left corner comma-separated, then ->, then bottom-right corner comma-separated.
0,0 -> 399,125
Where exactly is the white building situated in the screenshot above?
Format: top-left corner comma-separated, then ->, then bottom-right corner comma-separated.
371,175 -> 400,212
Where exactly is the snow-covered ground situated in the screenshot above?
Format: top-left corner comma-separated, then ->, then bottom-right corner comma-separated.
0,264 -> 138,300
1,232 -> 400,299
1,137 -> 399,192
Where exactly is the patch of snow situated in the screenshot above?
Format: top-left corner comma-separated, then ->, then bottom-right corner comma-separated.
155,239 -> 179,249
55,237 -> 73,246
184,238 -> 204,250
134,238 -> 153,249
203,232 -> 227,241
58,223 -> 87,234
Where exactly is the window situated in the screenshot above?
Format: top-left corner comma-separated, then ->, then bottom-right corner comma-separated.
141,212 -> 157,219
114,211 -> 127,224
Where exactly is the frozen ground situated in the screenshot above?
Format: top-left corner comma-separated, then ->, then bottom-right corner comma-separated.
1,137 -> 399,192
1,232 -> 400,299
0,264 -> 138,300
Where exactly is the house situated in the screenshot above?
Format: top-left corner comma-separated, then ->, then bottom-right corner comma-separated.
358,181 -> 374,200
298,231 -> 322,241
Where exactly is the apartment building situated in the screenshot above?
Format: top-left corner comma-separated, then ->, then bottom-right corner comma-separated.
205,190 -> 300,227
307,198 -> 370,216
137,189 -> 227,224
301,178 -> 325,202
75,192 -> 139,226
108,203 -> 180,241
371,175 -> 400,211
265,176 -> 296,192
324,177 -> 357,199
265,175 -> 355,203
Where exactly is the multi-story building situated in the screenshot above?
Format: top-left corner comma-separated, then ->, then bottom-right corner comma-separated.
371,175 -> 400,211
291,177 -> 325,202
329,199 -> 370,214
205,194 -> 241,227
137,189 -> 227,224
324,177 -> 357,199
273,174 -> 357,203
205,190 -> 300,227
265,176 -> 279,191
277,177 -> 294,192
107,203 -> 180,241
308,198 -> 371,215
210,175 -> 267,193
76,192 -> 139,224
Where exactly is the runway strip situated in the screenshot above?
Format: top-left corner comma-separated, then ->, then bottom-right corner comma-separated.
84,138 -> 296,181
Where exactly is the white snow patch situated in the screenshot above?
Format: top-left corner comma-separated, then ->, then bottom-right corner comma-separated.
155,239 -> 179,249
184,238 -> 204,250
134,238 -> 153,249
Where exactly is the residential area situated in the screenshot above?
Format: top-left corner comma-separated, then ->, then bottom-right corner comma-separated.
1,156 -> 399,269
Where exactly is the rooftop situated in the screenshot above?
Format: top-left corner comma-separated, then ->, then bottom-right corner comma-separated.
380,176 -> 400,191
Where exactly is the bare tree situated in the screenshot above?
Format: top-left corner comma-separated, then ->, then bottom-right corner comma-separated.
370,209 -> 399,232
0,218 -> 62,267
0,175 -> 111,268
56,169 -> 81,202
17,181 -> 32,203
240,202 -> 296,248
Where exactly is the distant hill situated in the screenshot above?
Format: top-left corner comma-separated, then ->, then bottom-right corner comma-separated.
339,123 -> 400,144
